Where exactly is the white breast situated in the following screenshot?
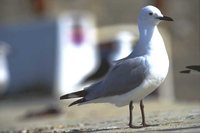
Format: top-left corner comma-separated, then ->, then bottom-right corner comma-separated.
147,30 -> 169,80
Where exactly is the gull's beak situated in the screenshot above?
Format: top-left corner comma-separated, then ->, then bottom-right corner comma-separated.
156,16 -> 173,21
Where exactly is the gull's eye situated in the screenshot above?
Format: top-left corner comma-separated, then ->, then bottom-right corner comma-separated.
149,12 -> 153,16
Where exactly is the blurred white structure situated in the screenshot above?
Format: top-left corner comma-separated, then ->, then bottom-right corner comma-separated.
110,31 -> 134,61
0,42 -> 10,95
55,12 -> 99,96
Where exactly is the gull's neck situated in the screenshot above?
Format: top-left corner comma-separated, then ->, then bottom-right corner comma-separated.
129,23 -> 165,58
139,24 -> 156,43
128,22 -> 169,78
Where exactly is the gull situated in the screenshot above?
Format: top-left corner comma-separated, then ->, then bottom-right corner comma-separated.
60,5 -> 173,128
180,65 -> 200,74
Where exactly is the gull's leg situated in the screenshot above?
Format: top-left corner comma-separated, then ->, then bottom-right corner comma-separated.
129,101 -> 133,128
140,100 -> 151,127
129,101 -> 142,128
140,100 -> 159,127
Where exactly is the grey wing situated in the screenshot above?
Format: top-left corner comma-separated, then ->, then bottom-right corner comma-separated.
87,56 -> 149,99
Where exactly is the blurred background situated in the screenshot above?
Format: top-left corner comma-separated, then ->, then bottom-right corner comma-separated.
0,0 -> 199,130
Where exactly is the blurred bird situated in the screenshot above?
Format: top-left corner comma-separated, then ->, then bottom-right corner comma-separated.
82,31 -> 134,84
180,65 -> 200,74
60,5 -> 173,128
110,31 -> 134,61
0,42 -> 10,96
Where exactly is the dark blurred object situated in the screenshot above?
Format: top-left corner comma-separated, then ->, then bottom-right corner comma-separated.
155,0 -> 164,9
180,65 -> 200,74
82,41 -> 114,83
31,0 -> 46,15
20,106 -> 62,120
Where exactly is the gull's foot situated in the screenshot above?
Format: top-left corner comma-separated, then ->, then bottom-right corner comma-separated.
141,123 -> 159,127
129,124 -> 143,129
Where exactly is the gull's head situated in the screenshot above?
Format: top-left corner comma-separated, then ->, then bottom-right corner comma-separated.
138,5 -> 173,26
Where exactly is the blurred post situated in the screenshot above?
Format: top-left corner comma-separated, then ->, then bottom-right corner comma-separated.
158,29 -> 175,102
55,11 -> 99,96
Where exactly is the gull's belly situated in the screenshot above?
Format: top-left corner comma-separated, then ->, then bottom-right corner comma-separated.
108,56 -> 169,106
131,54 -> 170,100
118,72 -> 166,105
89,71 -> 167,107
85,55 -> 169,107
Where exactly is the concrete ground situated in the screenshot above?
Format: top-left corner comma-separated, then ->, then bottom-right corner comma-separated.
0,98 -> 200,133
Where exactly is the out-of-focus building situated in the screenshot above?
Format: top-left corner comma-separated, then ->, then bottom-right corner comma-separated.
0,20 -> 57,95
0,13 -> 99,98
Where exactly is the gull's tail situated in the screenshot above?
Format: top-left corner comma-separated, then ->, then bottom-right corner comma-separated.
60,90 -> 87,107
60,90 -> 87,99
60,81 -> 102,107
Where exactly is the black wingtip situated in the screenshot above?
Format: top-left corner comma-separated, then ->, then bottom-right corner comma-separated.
60,90 -> 87,100
180,70 -> 191,74
68,98 -> 86,107
60,93 -> 71,100
186,65 -> 200,72
60,95 -> 67,100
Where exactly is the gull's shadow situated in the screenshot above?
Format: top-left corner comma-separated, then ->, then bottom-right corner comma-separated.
66,122 -> 160,133
66,124 -> 159,133
66,126 -> 128,133
66,124 -> 200,133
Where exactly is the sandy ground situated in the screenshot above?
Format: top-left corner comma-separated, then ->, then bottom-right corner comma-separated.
0,98 -> 200,133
